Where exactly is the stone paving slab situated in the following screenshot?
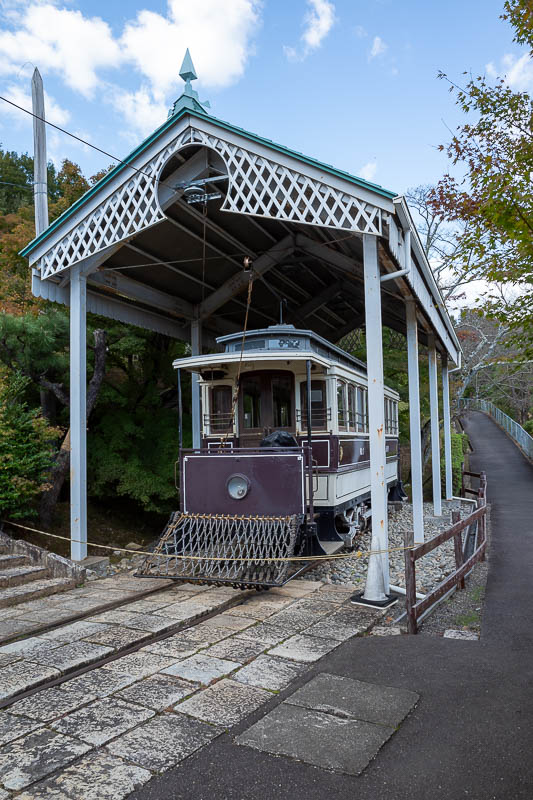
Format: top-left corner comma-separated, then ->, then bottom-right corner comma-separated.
106,712 -> 222,773
204,637 -> 268,664
88,610 -> 179,633
198,613 -> 256,631
306,607 -> 384,642
139,637 -> 200,660
38,621 -> 112,643
161,653 -> 241,685
0,661 -> 61,701
0,712 -> 41,746
0,653 -> 18,668
30,641 -> 114,673
17,750 -> 151,800
443,629 -> 479,640
0,727 -> 91,790
269,634 -> 340,663
102,651 -> 178,678
59,667 -> 137,699
116,674 -> 198,710
176,678 -> 271,728
81,626 -> 153,650
237,702 -> 395,776
236,622 -> 293,646
224,598 -> 295,620
234,654 -> 307,691
151,601 -> 216,621
286,673 -> 419,727
173,624 -> 236,646
0,619 -> 37,639
0,636 -> 62,660
52,698 -> 155,746
8,686 -> 92,723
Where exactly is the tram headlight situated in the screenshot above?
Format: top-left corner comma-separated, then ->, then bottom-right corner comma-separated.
227,473 -> 250,500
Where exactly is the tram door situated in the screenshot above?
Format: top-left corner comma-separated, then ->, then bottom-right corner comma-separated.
239,371 -> 294,447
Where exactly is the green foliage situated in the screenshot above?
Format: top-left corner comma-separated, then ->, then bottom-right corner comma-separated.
523,419 -> 533,435
0,373 -> 57,518
431,3 -> 533,354
0,148 -> 61,215
441,432 -> 469,495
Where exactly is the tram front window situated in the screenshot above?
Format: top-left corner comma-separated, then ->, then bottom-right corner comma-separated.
242,376 -> 262,429
272,376 -> 292,427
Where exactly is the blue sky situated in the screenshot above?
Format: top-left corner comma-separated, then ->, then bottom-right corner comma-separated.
0,0 -> 530,194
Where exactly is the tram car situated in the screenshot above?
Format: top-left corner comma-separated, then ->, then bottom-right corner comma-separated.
139,324 -> 400,589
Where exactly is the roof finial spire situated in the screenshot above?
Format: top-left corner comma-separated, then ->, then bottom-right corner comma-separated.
168,49 -> 210,119
179,48 -> 197,85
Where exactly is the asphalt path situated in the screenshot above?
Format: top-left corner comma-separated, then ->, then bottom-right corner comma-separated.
131,412 -> 533,800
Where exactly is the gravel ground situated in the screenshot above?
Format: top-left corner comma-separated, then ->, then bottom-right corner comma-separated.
418,508 -> 491,637
309,499 -> 476,594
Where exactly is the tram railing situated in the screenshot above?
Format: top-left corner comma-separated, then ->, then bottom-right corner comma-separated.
458,398 -> 533,461
404,471 -> 487,635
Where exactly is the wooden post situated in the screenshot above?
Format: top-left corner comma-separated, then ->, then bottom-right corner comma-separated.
31,68 -> 49,236
442,354 -> 453,499
452,510 -> 465,589
404,536 -> 417,634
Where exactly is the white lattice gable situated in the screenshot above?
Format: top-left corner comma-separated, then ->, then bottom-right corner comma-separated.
28,113 -> 393,281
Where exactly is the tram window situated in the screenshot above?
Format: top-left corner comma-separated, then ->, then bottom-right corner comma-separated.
272,375 -> 292,428
347,384 -> 357,431
210,385 -> 232,432
242,375 -> 262,429
300,380 -> 327,429
337,380 -> 347,429
356,386 -> 367,432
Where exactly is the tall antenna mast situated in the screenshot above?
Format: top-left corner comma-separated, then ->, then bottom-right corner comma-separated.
31,68 -> 48,235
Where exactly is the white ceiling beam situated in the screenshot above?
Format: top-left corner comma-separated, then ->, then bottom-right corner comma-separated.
88,270 -> 195,320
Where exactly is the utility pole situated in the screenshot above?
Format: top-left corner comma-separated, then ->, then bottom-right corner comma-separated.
31,68 -> 48,235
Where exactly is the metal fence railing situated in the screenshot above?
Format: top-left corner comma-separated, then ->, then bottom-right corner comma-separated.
458,398 -> 533,461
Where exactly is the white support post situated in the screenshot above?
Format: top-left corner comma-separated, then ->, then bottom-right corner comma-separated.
70,267 -> 87,561
406,299 -> 424,544
362,233 -> 390,602
31,68 -> 48,236
191,320 -> 202,449
442,355 -> 453,500
428,335 -> 442,516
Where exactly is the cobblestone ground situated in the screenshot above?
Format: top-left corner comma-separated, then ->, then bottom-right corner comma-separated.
0,578 -> 385,799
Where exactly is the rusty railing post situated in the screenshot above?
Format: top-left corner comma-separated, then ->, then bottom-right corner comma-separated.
404,532 -> 417,634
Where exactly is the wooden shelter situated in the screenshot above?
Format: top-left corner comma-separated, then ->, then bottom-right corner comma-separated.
22,53 -> 461,603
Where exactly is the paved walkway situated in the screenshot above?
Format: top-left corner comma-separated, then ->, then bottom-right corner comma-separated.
128,411 -> 533,800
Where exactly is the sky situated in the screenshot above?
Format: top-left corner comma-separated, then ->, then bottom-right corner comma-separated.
0,0 -> 531,197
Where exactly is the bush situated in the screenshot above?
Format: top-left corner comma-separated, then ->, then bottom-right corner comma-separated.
0,374 -> 58,518
441,431 -> 469,496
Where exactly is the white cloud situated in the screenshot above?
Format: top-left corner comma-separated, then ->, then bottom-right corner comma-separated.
0,0 -> 261,136
284,0 -> 335,61
369,35 -> 387,60
354,25 -> 367,39
121,0 -> 261,98
0,4 -> 121,97
359,161 -> 377,182
486,52 -> 533,91
108,84 -> 169,141
0,82 -> 70,126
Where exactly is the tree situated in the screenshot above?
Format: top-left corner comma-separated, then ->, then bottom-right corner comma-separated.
0,372 -> 57,519
430,0 -> 533,354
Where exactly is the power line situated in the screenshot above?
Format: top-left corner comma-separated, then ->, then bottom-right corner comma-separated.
0,95 -> 178,193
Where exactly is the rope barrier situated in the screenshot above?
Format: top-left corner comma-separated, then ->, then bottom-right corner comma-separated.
1,518 -> 417,563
